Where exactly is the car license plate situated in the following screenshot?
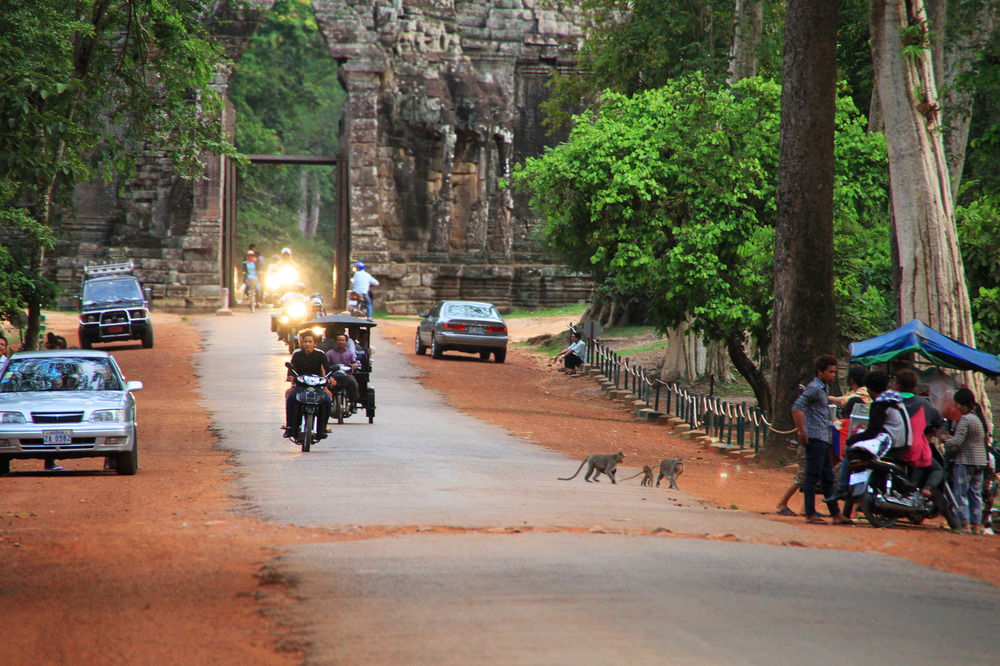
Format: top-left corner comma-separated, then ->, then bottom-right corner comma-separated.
108,326 -> 124,333
43,430 -> 72,445
849,469 -> 871,486
466,326 -> 485,335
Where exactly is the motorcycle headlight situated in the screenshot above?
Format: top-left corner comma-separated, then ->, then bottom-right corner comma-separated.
265,275 -> 280,291
311,326 -> 324,337
0,412 -> 26,424
287,301 -> 307,318
280,315 -> 290,324
90,409 -> 125,423
278,265 -> 298,285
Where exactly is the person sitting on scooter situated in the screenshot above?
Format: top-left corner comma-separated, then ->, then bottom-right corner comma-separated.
831,371 -> 909,520
895,369 -> 945,500
325,333 -> 360,412
285,330 -> 334,440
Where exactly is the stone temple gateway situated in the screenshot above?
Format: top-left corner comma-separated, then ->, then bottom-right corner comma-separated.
51,1 -> 592,314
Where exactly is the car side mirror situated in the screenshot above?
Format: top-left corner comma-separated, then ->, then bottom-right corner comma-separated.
418,312 -> 427,318
126,380 -> 143,392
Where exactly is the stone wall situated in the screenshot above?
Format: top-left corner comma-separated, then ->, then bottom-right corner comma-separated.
48,0 -> 592,314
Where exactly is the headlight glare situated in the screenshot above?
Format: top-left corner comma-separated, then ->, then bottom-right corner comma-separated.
90,409 -> 124,423
0,412 -> 26,424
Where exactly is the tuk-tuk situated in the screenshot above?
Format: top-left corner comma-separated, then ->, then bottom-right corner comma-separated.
300,313 -> 377,424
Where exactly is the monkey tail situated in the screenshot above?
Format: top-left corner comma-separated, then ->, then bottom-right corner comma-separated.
558,459 -> 588,481
617,470 -> 646,482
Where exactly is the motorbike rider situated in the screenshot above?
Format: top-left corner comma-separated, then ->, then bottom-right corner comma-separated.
284,330 -> 334,440
833,371 -> 910,519
351,262 -> 379,319
325,333 -> 360,412
895,369 -> 945,499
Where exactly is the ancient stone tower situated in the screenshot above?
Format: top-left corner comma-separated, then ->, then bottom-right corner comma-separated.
51,0 -> 592,313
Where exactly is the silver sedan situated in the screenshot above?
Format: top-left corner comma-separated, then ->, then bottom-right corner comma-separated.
415,300 -> 508,363
0,350 -> 142,474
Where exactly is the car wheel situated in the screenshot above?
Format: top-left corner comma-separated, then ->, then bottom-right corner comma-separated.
116,428 -> 138,475
415,329 -> 427,355
431,334 -> 443,359
141,325 -> 154,349
493,348 -> 507,363
479,351 -> 490,360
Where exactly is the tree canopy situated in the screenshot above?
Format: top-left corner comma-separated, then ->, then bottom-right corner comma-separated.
514,73 -> 889,409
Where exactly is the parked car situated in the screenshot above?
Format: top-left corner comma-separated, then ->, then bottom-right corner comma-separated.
415,300 -> 508,363
78,261 -> 153,349
0,350 -> 142,475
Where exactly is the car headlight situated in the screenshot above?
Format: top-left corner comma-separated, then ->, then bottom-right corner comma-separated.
81,314 -> 100,324
129,309 -> 148,318
90,409 -> 125,423
0,412 -> 26,424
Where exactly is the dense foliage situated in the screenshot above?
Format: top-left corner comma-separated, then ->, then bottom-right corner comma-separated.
514,74 -> 890,395
0,0 -> 234,343
226,0 -> 346,293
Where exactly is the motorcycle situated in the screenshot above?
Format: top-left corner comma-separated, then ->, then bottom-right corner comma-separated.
329,364 -> 355,425
284,362 -> 333,452
348,291 -> 367,319
844,438 -> 961,530
265,263 -> 301,306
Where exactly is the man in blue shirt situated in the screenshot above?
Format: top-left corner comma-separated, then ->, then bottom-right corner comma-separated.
792,354 -> 851,525
555,331 -> 587,375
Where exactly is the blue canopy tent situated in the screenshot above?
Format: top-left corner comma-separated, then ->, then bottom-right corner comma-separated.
849,319 -> 1000,377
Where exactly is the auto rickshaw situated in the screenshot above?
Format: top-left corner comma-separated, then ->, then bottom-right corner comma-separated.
300,313 -> 377,424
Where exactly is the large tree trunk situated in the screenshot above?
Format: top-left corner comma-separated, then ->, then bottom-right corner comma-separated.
727,0 -> 765,85
765,0 -> 839,466
661,319 -> 704,382
871,0 -> 991,424
925,0 -> 998,201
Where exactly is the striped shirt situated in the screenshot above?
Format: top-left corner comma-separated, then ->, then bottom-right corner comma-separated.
792,377 -> 832,443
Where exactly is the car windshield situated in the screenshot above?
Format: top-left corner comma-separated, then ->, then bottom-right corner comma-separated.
0,357 -> 122,393
445,303 -> 498,320
82,278 -> 142,305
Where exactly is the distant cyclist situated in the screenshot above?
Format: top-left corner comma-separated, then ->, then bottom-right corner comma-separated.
351,262 -> 379,319
241,250 -> 261,303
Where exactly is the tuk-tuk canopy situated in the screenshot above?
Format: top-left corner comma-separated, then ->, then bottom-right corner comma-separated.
303,313 -> 377,329
849,319 -> 1000,377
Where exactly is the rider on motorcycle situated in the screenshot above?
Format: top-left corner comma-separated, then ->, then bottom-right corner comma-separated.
241,250 -> 261,302
284,330 -> 334,440
325,333 -> 360,412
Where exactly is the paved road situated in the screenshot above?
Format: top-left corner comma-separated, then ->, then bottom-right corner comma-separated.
197,312 -> 1000,665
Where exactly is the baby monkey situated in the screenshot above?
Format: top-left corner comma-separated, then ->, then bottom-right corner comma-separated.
619,465 -> 654,487
559,452 -> 625,484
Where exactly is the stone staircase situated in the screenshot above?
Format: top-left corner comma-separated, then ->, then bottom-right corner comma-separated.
577,363 -> 759,463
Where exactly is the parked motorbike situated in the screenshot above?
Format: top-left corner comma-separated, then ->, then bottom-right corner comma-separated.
844,440 -> 961,530
284,362 -> 332,452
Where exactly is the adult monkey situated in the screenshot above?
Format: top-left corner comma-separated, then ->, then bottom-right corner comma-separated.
655,458 -> 684,489
558,452 -> 625,483
618,465 -> 654,487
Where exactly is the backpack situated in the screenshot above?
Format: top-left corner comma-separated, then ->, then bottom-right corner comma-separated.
886,401 -> 913,450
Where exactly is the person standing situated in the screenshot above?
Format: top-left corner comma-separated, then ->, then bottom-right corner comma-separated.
791,354 -> 850,525
943,388 -> 990,535
351,262 -> 379,319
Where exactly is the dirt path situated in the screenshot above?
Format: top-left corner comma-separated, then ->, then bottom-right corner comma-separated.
1,312 -> 997,664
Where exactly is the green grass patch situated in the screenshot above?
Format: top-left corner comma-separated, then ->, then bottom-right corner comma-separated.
505,303 -> 588,319
617,339 -> 670,356
601,324 -> 656,338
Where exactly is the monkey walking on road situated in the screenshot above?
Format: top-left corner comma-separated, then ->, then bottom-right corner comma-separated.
558,452 -> 625,484
655,457 -> 684,489
618,465 -> 654,487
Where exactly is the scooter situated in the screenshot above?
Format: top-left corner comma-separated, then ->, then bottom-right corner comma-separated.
285,362 -> 333,452
844,438 -> 961,530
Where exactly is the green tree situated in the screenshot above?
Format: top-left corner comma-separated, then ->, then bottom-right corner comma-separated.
513,74 -> 889,412
0,0 -> 235,347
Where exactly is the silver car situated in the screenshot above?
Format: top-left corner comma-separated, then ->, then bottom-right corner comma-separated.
415,300 -> 508,363
0,350 -> 142,474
